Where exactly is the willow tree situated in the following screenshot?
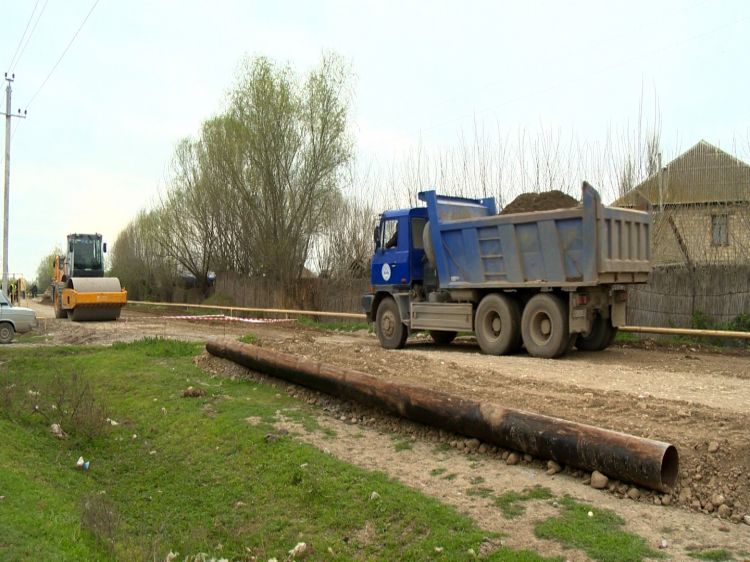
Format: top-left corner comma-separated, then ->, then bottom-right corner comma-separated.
226,54 -> 353,286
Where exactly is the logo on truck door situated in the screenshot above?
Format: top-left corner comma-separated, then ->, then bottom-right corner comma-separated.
381,263 -> 391,282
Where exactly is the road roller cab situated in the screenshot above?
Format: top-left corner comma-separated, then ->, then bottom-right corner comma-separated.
52,233 -> 127,322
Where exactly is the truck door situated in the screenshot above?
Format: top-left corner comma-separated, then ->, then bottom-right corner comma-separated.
372,217 -> 410,287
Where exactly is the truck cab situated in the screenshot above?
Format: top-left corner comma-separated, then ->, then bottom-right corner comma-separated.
362,207 -> 428,348
370,207 -> 428,288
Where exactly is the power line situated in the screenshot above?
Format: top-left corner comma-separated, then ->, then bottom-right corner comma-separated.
10,0 -> 50,74
25,0 -> 100,109
6,0 -> 40,71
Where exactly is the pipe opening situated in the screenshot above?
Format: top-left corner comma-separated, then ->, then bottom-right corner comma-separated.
660,445 -> 679,490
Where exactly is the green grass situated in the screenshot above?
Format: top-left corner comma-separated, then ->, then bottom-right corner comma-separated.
393,438 -> 413,452
495,486 -> 554,519
13,332 -> 52,343
614,331 -> 639,344
432,442 -> 451,453
238,333 -> 259,344
430,467 -> 447,477
466,487 -> 494,498
688,549 -> 734,561
535,497 -> 663,562
297,315 -> 371,332
0,340 -> 568,561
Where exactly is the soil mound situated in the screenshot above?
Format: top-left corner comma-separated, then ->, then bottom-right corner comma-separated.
500,190 -> 578,215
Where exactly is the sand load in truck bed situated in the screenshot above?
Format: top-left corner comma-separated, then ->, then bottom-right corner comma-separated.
63,277 -> 127,321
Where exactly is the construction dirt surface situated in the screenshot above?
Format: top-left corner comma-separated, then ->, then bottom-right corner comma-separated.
499,190 -> 579,214
17,299 -> 750,559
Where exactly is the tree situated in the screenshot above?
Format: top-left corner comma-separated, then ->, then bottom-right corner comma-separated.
34,248 -> 61,293
313,191 -> 375,278
144,54 -> 354,303
109,210 -> 178,301
152,138 -> 219,296
225,54 -> 353,287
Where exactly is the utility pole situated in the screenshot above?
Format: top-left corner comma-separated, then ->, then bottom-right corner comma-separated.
1,73 -> 27,297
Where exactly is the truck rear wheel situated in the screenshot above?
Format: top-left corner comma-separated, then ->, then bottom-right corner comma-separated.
475,293 -> 521,355
521,293 -> 569,358
430,330 -> 457,345
576,314 -> 617,351
376,297 -> 408,350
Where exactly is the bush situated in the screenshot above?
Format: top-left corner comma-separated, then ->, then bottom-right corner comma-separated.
727,313 -> 750,333
691,310 -> 714,330
57,374 -> 108,440
111,337 -> 199,357
0,371 -> 108,441
202,292 -> 234,307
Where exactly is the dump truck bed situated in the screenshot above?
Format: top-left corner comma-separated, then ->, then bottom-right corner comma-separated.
420,183 -> 650,289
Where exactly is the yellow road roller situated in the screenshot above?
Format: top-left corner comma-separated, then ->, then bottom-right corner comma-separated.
52,233 -> 127,321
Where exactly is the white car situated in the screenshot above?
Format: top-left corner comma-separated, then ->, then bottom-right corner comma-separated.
0,292 -> 38,343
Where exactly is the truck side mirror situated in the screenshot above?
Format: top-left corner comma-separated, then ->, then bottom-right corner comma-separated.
373,225 -> 381,249
103,243 -> 107,253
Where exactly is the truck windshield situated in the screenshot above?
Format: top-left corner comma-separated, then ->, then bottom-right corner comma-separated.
72,238 -> 103,270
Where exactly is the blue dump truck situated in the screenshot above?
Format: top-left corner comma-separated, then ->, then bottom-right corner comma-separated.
362,182 -> 651,358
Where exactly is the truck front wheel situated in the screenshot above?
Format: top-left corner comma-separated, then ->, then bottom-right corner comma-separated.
475,293 -> 521,355
521,293 -> 570,358
576,314 -> 617,351
53,290 -> 67,319
376,297 -> 408,350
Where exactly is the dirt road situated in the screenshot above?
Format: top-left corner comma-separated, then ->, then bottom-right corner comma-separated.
17,299 -> 750,558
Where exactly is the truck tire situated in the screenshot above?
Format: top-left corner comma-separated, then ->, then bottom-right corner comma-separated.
575,314 -> 616,351
521,293 -> 569,358
53,290 -> 67,319
475,293 -> 521,355
376,297 -> 408,350
430,330 -> 457,345
0,322 -> 14,344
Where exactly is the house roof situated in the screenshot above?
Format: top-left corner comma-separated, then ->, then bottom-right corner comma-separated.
613,140 -> 750,207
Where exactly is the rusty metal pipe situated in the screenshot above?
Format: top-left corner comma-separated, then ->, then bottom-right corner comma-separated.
206,339 -> 679,492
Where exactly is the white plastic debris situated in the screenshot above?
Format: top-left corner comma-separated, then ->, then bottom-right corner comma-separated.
50,423 -> 65,438
587,511 -> 594,518
164,551 -> 178,562
434,546 -> 444,553
76,456 -> 85,469
106,418 -> 119,426
288,542 -> 307,558
369,491 -> 381,501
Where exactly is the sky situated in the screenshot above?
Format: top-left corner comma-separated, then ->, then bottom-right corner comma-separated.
1,0 -> 749,280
